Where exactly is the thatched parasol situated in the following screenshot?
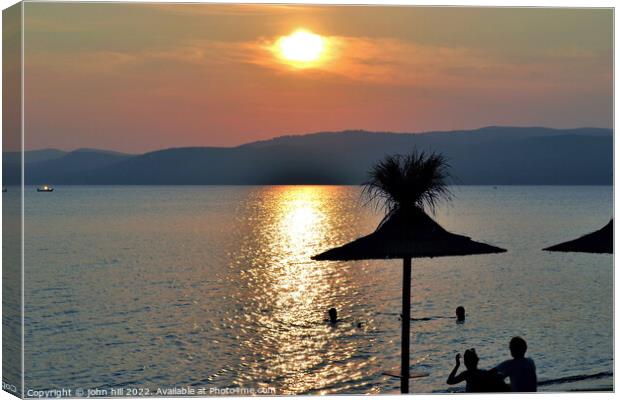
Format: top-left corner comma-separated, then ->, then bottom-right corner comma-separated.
543,219 -> 613,254
312,151 -> 506,393
313,207 -> 504,261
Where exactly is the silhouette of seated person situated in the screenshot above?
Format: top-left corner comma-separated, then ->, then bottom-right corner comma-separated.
491,336 -> 537,392
447,349 -> 509,392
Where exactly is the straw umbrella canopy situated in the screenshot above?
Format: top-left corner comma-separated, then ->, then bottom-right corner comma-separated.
543,219 -> 613,254
312,151 -> 506,394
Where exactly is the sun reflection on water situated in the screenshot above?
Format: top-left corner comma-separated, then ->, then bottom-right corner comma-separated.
229,186 -> 382,393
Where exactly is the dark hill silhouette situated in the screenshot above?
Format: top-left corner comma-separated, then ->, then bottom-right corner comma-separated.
3,149 -> 131,185
244,126 -> 611,149
3,126 -> 612,185
24,150 -> 132,183
4,148 -> 67,164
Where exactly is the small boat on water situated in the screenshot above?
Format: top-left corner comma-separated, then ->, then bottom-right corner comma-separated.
37,185 -> 54,192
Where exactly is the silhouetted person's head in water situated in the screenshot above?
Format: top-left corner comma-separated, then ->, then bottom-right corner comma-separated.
328,308 -> 338,324
456,306 -> 465,322
463,349 -> 479,371
509,337 -> 527,359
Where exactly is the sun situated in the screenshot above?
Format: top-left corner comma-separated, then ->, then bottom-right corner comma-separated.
277,29 -> 325,67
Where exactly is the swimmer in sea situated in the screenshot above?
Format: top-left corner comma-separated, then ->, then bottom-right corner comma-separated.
456,306 -> 465,323
327,307 -> 340,324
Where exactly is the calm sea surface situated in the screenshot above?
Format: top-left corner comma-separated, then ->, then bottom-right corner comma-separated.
21,186 -> 612,394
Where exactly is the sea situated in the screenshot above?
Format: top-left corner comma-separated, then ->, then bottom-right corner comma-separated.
11,185 -> 614,394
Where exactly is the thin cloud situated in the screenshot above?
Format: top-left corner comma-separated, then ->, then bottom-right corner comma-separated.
147,3 -> 321,17
26,33 -> 610,97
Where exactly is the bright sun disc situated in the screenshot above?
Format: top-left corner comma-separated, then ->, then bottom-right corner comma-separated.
278,30 -> 325,64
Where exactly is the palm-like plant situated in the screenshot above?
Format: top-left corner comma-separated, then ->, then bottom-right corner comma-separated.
362,150 -> 452,226
314,150 -> 504,394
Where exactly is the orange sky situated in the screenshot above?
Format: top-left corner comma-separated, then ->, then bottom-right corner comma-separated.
21,4 -> 612,153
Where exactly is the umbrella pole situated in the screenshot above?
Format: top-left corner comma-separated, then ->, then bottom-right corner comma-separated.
401,257 -> 412,394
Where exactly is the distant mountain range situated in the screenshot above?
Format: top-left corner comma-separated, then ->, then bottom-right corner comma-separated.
3,126 -> 613,185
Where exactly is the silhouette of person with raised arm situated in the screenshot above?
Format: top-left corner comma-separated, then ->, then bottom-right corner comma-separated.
447,349 -> 509,392
446,349 -> 488,392
492,337 -> 537,392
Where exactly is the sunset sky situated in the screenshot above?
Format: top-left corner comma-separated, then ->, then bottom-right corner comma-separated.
22,4 -> 612,153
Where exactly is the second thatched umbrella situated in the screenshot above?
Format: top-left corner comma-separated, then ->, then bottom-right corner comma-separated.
543,219 -> 613,254
312,151 -> 506,393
